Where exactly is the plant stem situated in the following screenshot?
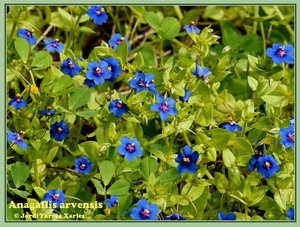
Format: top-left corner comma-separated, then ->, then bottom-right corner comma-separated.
160,39 -> 164,66
31,25 -> 54,51
273,6 -> 294,42
161,121 -> 170,149
259,21 -> 266,59
182,131 -> 191,146
173,6 -> 183,20
205,170 -> 214,179
253,6 -> 259,34
32,149 -> 40,186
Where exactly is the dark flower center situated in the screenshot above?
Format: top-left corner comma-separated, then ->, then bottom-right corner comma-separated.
115,101 -> 123,108
112,201 -> 118,207
96,8 -> 105,16
159,102 -> 169,112
170,214 -> 183,220
126,143 -> 136,152
277,46 -> 286,57
56,127 -> 63,133
264,161 -> 271,169
16,97 -> 22,103
15,135 -> 23,142
94,67 -> 102,76
145,80 -> 154,88
138,79 -> 145,87
116,37 -> 124,45
182,156 -> 191,164
79,164 -> 86,170
51,40 -> 59,48
255,150 -> 264,157
288,133 -> 294,142
25,31 -> 32,37
141,208 -> 151,218
67,62 -> 75,69
52,193 -> 60,201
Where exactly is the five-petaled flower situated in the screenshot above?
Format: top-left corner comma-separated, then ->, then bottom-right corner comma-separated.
279,124 -> 294,149
43,38 -> 64,53
129,71 -> 158,95
44,189 -> 66,208
50,120 -> 70,141
87,6 -> 108,25
7,130 -> 28,149
108,33 -> 131,51
108,99 -> 129,117
179,89 -> 192,102
106,196 -> 119,208
192,64 -> 212,78
118,136 -> 143,161
266,43 -> 294,64
130,199 -> 159,220
17,28 -> 36,44
183,21 -> 200,34
85,61 -> 112,85
150,96 -> 178,121
8,94 -> 28,110
286,207 -> 294,220
220,118 -> 242,132
61,58 -> 82,77
218,212 -> 236,220
175,146 -> 199,174
75,156 -> 93,174
248,144 -> 269,171
37,107 -> 57,116
256,154 -> 280,178
103,57 -> 122,82
165,213 -> 186,220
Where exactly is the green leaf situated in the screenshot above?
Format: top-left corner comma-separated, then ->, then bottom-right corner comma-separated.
47,176 -> 62,190
76,110 -> 98,117
195,103 -> 213,127
107,179 -> 130,196
274,191 -> 286,210
148,148 -> 167,161
91,179 -> 105,195
222,149 -> 235,168
140,157 -> 159,179
158,17 -> 180,40
157,168 -> 180,184
251,118 -> 273,131
68,87 -> 91,110
214,172 -> 228,193
118,193 -> 133,217
31,51 -> 53,68
14,37 -> 29,63
247,187 -> 268,206
99,160 -> 115,186
11,162 -> 30,188
33,187 -> 47,200
58,7 -> 74,28
240,34 -> 263,54
144,11 -> 160,31
221,21 -> 242,50
79,26 -> 96,34
116,39 -> 128,64
52,75 -> 73,93
7,204 -> 23,220
9,188 -> 30,198
248,76 -> 258,91
235,137 -> 254,155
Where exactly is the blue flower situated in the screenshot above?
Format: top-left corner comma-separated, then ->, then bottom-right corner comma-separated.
8,94 -> 28,110
129,71 -> 158,95
75,156 -> 93,174
106,196 -> 119,208
220,118 -> 242,132
17,28 -> 36,44
183,21 -> 200,34
165,213 -> 186,220
286,207 -> 294,220
37,107 -> 58,116
256,155 -> 280,178
83,78 -> 96,88
60,58 -> 82,77
279,124 -> 294,149
85,61 -> 112,85
266,43 -> 294,64
43,38 -> 64,53
130,199 -> 159,220
7,130 -> 28,149
87,6 -> 108,25
50,120 -> 70,141
108,99 -> 129,117
108,33 -> 131,51
179,89 -> 192,102
218,212 -> 236,220
150,96 -> 178,121
248,144 -> 269,171
44,189 -> 66,208
103,57 -> 122,82
175,146 -> 199,174
118,136 -> 143,161
192,64 -> 212,78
